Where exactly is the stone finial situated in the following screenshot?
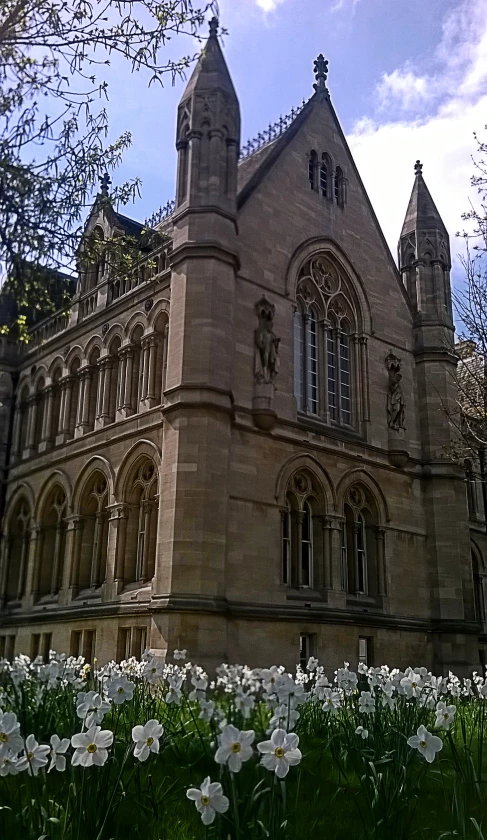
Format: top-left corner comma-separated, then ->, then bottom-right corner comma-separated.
414,160 -> 423,176
100,172 -> 111,196
313,54 -> 329,94
209,16 -> 219,38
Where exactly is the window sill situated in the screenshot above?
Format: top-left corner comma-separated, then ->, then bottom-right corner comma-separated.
346,594 -> 384,611
296,413 -> 362,442
284,588 -> 328,603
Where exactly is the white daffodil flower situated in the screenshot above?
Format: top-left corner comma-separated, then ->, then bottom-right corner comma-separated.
71,725 -> 113,767
234,690 -> 255,719
76,691 -> 110,728
198,699 -> 215,722
142,658 -> 164,684
174,649 -> 187,661
322,688 -> 341,714
307,656 -> 319,672
435,701 -> 457,730
214,724 -> 255,773
0,712 -> 23,757
400,672 -> 424,699
186,777 -> 229,825
48,734 -> 70,772
17,735 -> 50,776
106,676 -> 135,705
358,691 -> 376,715
355,726 -> 369,739
0,751 -> 20,776
407,725 -> 443,763
257,728 -> 302,779
132,719 -> 164,762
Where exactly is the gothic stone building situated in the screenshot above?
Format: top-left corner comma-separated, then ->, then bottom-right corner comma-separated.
0,23 -> 486,672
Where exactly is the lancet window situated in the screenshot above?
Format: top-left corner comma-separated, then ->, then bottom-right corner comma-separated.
36,487 -> 66,600
281,471 -> 325,589
4,499 -> 30,602
124,460 -> 158,587
75,473 -> 109,592
294,254 -> 360,428
342,484 -> 383,599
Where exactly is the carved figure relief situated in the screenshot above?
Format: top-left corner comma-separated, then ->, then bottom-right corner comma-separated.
386,351 -> 406,431
254,297 -> 280,385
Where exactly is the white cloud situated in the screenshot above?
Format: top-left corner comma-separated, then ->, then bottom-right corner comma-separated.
254,0 -> 286,10
331,0 -> 362,12
348,0 -> 486,278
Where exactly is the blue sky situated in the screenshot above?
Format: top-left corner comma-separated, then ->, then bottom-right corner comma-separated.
100,0 -> 487,277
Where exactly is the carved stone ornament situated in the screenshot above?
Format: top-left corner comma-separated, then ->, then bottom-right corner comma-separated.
386,351 -> 406,431
145,298 -> 154,312
254,297 -> 280,385
102,322 -> 110,336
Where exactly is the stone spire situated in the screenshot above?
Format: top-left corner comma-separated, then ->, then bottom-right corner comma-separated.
175,16 -> 240,212
400,160 -> 448,240
313,54 -> 329,96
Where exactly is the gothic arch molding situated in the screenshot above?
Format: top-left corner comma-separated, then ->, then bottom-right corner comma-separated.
336,468 -> 390,523
4,481 -> 35,522
285,236 -> 372,334
34,469 -> 72,521
102,323 -> 124,349
124,311 -> 147,338
274,453 -> 336,509
114,439 -> 161,500
72,456 -> 115,511
147,298 -> 170,328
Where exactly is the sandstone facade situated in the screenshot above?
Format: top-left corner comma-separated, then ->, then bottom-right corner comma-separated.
0,25 -> 486,673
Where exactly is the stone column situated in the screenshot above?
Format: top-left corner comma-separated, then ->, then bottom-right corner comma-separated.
90,513 -> 105,587
24,396 -> 37,453
117,350 -> 127,413
50,523 -> 64,596
326,516 -> 346,607
26,525 -> 42,606
140,501 -> 154,582
68,517 -> 84,597
162,324 -> 169,398
146,337 -> 158,405
319,515 -> 332,590
80,367 -> 93,430
11,404 -> 22,461
57,376 -> 73,443
105,504 -> 128,597
95,359 -> 106,421
123,347 -> 134,412
140,339 -> 150,403
99,358 -> 113,424
359,336 -> 370,423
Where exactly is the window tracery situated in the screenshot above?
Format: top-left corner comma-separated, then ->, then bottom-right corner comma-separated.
294,253 -> 360,428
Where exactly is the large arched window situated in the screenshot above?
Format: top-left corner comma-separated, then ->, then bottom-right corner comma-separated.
294,254 -> 362,428
281,471 -> 325,589
343,484 -> 383,600
4,499 -> 30,602
124,460 -> 158,587
77,473 -> 109,591
36,487 -> 66,600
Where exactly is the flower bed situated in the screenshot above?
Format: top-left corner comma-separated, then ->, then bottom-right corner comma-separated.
1,651 -> 487,839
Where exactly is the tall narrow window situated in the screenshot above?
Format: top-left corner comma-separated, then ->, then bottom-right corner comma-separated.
358,637 -> 370,667
356,513 -> 367,594
335,166 -> 344,205
339,333 -> 351,425
307,312 -> 319,414
308,150 -> 318,191
301,502 -> 313,587
327,331 -> 337,421
293,311 -> 304,409
320,155 -> 328,196
281,502 -> 291,585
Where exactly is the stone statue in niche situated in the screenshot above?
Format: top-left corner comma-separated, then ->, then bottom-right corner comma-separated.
386,351 -> 406,430
254,297 -> 280,385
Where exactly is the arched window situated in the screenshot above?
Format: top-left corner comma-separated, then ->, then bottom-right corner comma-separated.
294,254 -> 360,428
68,358 -> 81,437
124,460 -> 158,587
343,485 -> 383,599
320,153 -> 332,198
294,306 -> 319,415
334,166 -> 346,206
33,378 -> 45,448
308,150 -> 318,191
77,473 -> 109,591
17,385 -> 30,456
153,313 -> 169,404
281,471 -> 324,589
107,336 -> 121,422
51,368 -> 63,442
36,487 -> 66,600
472,547 -> 485,624
5,499 -> 30,602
